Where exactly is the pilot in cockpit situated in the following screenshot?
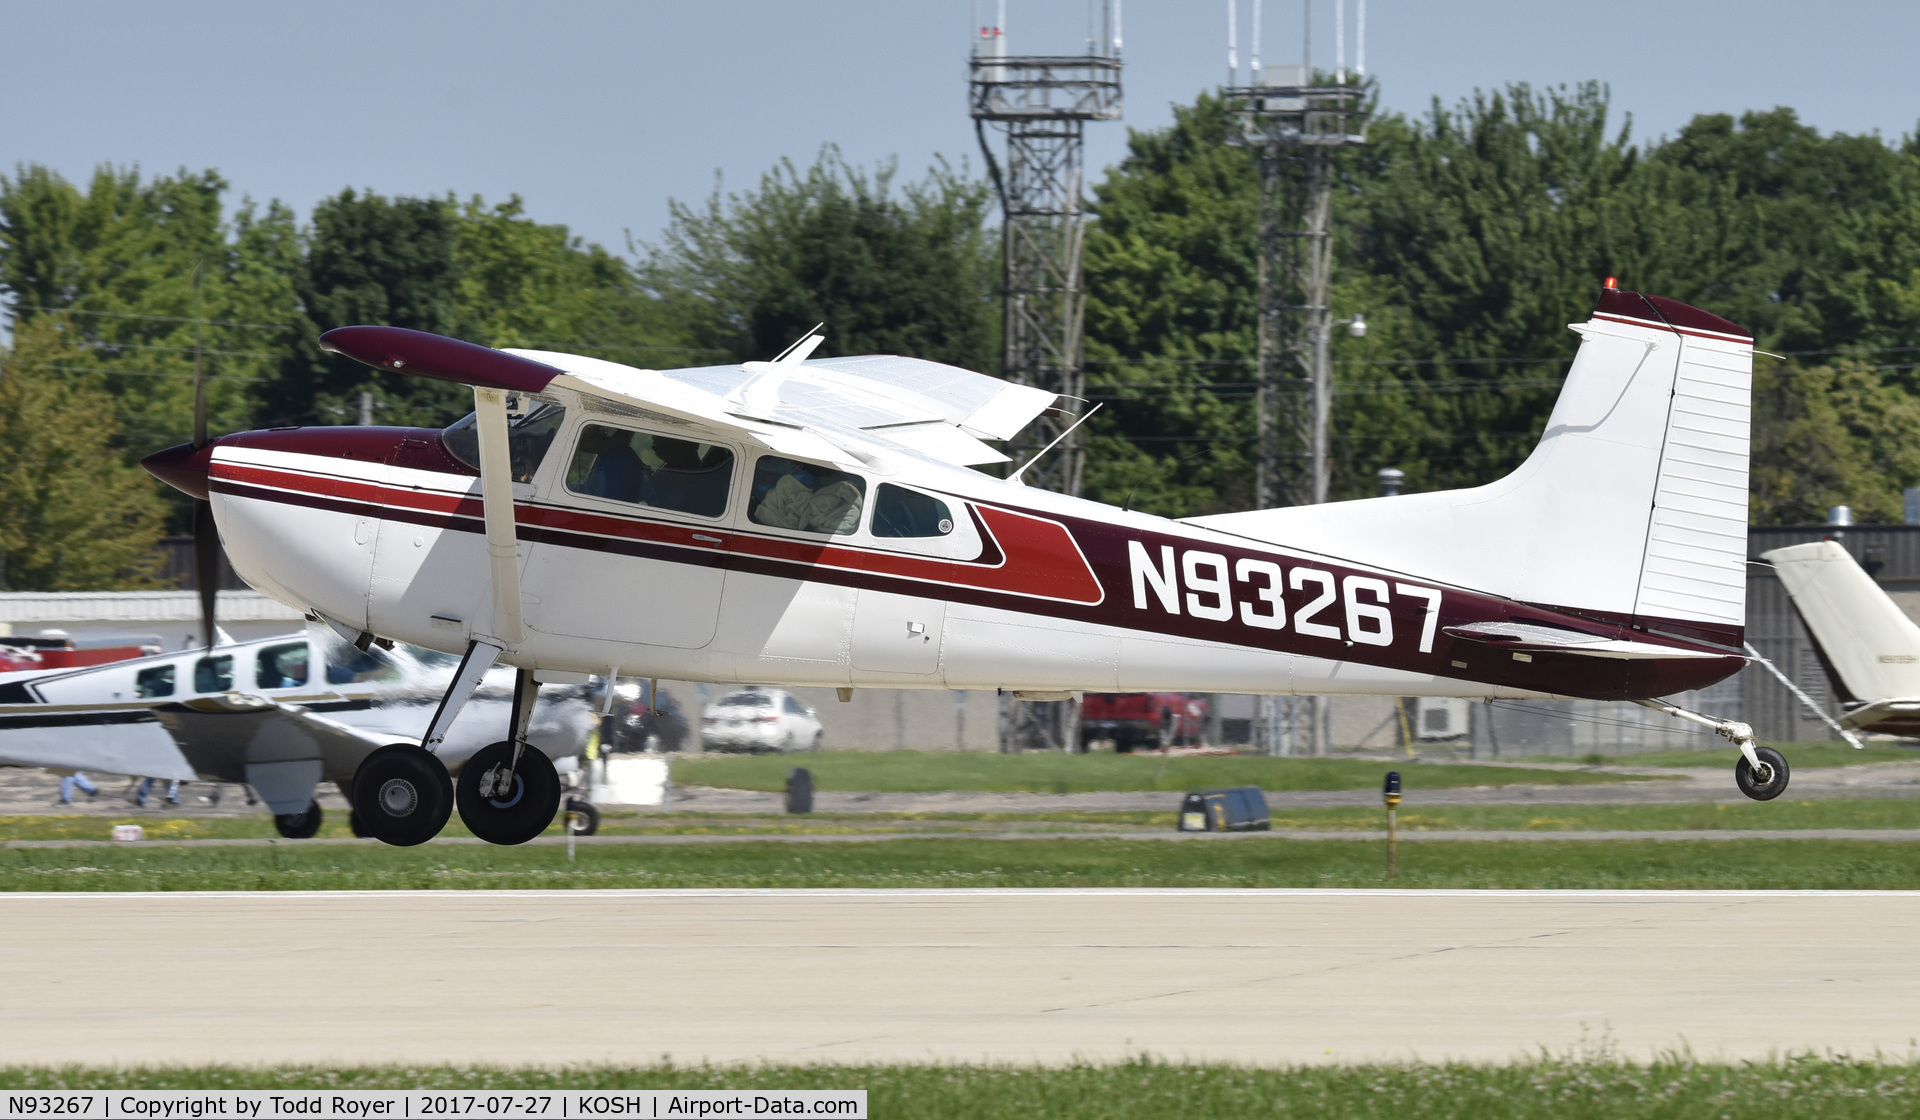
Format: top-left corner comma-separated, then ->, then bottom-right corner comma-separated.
576,425 -> 647,503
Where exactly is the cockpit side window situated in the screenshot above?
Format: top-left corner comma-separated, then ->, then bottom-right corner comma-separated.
871,484 -> 955,538
565,424 -> 733,517
748,456 -> 866,536
442,401 -> 568,483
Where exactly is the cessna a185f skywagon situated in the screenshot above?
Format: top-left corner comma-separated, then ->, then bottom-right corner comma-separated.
143,287 -> 1773,845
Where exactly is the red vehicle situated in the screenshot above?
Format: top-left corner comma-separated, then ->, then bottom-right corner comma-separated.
1080,692 -> 1209,752
0,635 -> 158,674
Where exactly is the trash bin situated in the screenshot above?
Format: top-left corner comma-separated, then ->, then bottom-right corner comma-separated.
1177,786 -> 1270,832
785,767 -> 814,814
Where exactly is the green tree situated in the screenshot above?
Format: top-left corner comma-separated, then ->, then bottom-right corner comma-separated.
0,164 -> 299,461
644,148 -> 998,370
0,316 -> 168,589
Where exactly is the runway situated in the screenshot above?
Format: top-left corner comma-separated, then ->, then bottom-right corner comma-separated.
3,889 -> 1918,1066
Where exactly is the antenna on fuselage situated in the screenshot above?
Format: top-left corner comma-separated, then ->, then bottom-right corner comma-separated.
1008,403 -> 1102,486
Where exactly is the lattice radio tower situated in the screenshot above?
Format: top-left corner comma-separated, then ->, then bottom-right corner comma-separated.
1224,0 -> 1367,510
970,1 -> 1122,497
1224,0 -> 1368,756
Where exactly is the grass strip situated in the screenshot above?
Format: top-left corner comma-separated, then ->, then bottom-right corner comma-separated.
1527,742 -> 1920,768
6,1057 -> 1920,1118
21,796 -> 1920,845
667,751 -> 1660,793
9,834 -> 1920,890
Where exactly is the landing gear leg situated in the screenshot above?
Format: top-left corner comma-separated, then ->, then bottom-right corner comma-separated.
1633,698 -> 1790,800
456,669 -> 561,845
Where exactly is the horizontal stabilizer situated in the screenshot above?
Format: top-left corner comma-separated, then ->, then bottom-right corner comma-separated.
1443,621 -> 1731,660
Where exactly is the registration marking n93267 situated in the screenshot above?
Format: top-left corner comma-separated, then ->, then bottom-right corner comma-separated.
1127,540 -> 1442,653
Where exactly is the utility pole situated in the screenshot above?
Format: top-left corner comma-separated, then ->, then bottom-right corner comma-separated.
972,2 -> 1122,752
1226,0 -> 1367,755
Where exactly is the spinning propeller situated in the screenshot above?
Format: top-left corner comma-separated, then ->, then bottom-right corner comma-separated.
189,358 -> 218,650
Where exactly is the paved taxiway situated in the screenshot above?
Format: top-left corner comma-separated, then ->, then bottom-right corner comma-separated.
4,889 -> 1919,1066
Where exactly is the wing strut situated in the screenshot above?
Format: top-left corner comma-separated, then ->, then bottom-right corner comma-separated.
472,387 -> 526,647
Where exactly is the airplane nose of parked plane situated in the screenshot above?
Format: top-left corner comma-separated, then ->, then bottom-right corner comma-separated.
141,441 -> 215,500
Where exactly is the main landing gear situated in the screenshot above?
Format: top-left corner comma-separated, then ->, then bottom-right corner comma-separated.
1634,699 -> 1790,801
348,640 -> 565,847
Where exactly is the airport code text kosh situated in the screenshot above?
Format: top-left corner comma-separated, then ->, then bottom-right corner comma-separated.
0,1092 -> 866,1119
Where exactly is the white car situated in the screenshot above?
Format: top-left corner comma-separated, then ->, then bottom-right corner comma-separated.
700,687 -> 823,753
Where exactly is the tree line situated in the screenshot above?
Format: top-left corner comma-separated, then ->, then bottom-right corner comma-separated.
2,83 -> 1918,589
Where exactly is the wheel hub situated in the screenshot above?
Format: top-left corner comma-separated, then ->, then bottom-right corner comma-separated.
379,777 -> 419,817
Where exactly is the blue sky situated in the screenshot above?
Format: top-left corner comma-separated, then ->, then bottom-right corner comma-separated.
6,1 -> 1920,256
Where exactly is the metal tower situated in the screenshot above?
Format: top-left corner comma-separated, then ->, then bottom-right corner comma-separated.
970,8 -> 1121,495
971,4 -> 1122,753
1223,0 -> 1368,755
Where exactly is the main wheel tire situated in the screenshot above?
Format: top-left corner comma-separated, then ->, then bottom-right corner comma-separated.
1735,745 -> 1791,801
348,808 -> 370,839
350,743 -> 454,846
456,740 -> 562,846
565,797 -> 601,836
273,800 -> 323,839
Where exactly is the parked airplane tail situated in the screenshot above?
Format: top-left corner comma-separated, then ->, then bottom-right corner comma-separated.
1762,540 -> 1920,707
1186,289 -> 1754,647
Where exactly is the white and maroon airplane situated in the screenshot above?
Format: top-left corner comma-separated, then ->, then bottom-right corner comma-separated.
142,286 -> 1776,846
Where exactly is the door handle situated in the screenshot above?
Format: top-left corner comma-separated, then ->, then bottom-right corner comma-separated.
692,533 -> 723,544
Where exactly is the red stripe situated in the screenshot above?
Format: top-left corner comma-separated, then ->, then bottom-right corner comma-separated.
1592,312 -> 1750,344
212,459 -> 1104,605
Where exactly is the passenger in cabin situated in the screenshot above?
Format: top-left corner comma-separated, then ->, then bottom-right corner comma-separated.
749,456 -> 866,535
569,424 -> 733,516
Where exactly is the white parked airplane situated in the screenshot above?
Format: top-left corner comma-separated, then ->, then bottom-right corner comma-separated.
1764,539 -> 1920,738
0,627 -> 595,836
140,286 -> 1774,846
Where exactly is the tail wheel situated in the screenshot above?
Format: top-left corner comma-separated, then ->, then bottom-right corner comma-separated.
273,800 -> 322,839
1735,745 -> 1791,801
350,744 -> 454,846
456,740 -> 562,845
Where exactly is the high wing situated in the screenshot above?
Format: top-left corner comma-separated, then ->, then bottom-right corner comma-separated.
319,325 -> 1057,470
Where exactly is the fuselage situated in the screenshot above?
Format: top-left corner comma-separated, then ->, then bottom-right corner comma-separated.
154,402 -> 1745,705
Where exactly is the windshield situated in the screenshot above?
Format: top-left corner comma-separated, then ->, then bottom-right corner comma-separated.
443,401 -> 568,483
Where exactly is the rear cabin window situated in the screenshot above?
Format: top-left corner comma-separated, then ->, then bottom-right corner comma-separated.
194,655 -> 233,693
871,484 -> 955,538
256,643 -> 310,689
565,424 -> 733,517
443,401 -> 568,483
748,456 -> 866,536
136,665 -> 175,698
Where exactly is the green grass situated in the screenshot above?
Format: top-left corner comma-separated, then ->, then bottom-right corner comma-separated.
1264,798 -> 1920,832
19,795 -> 1920,846
10,833 -> 1920,890
669,750 -> 1660,793
7,1057 -> 1920,1118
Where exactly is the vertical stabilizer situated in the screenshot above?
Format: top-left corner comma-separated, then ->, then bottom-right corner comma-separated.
1185,289 -> 1753,646
1763,540 -> 1920,703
